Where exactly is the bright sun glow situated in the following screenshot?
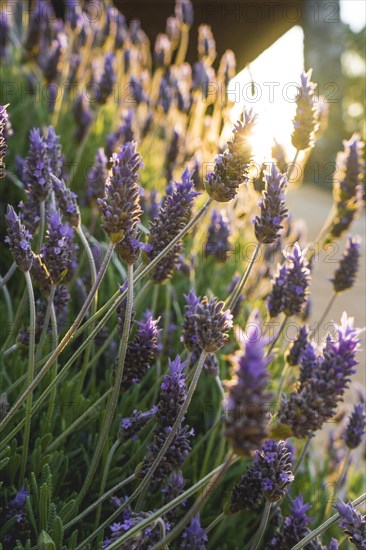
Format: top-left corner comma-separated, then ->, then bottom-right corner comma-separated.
229,26 -> 304,164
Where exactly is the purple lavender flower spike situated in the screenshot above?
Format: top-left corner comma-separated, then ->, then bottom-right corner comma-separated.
46,126 -> 64,179
95,52 -> 116,104
334,500 -> 366,549
86,148 -> 108,204
254,164 -> 288,245
72,94 -> 93,141
181,514 -> 208,550
41,210 -> 73,284
182,290 -> 201,351
224,311 -> 272,455
175,0 -> 194,26
154,33 -> 171,68
97,141 -> 143,244
39,32 -> 67,83
267,493 -> 323,549
120,313 -> 160,391
144,168 -> 199,283
119,406 -> 157,442
2,486 -> 30,547
198,24 -> 216,61
228,463 -> 263,513
283,243 -> 310,316
280,313 -> 361,437
205,109 -> 256,202
23,128 -> 52,202
343,403 -> 366,449
0,104 -> 11,178
204,209 -> 231,262
52,177 -> 80,227
267,264 -> 288,318
156,355 -> 188,428
292,69 -> 319,151
331,236 -> 361,293
253,440 -> 294,502
286,325 -> 309,366
5,205 -> 33,272
193,296 -> 233,353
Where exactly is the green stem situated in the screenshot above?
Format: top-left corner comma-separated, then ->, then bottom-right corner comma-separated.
249,501 -> 272,550
75,263 -> 134,508
37,201 -> 46,253
309,292 -> 337,340
1,288 -> 27,352
154,451 -> 235,548
80,461 -> 227,550
34,285 -> 56,365
75,224 -> 98,314
19,271 -> 36,483
267,315 -> 287,356
1,280 -> 14,323
206,512 -> 225,534
291,492 -> 366,550
0,200 -> 211,434
94,439 -> 120,529
136,350 -> 208,502
0,262 -> 17,289
64,474 -> 136,532
0,242 -> 115,434
276,362 -> 290,403
226,243 -> 261,311
294,438 -> 311,474
287,149 -> 300,182
45,301 -> 59,426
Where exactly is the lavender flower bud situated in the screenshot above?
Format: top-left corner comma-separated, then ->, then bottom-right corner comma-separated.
41,210 -> 74,284
119,406 -> 157,442
0,104 -> 10,178
224,314 -> 272,455
331,236 -> 361,293
291,70 -> 319,151
165,128 -> 181,180
267,264 -> 288,318
142,424 -> 194,482
46,126 -> 64,179
204,209 -> 231,262
330,189 -> 364,238
205,109 -> 256,202
97,142 -> 143,244
217,49 -> 236,87
86,148 -> 108,204
286,325 -> 309,366
162,470 -> 186,520
23,128 -> 52,202
198,24 -> 216,61
334,134 -> 365,204
144,168 -> 198,283
31,254 -> 52,292
280,314 -> 360,437
175,0 -> 194,26
154,33 -> 171,68
254,164 -> 288,244
283,243 -> 310,316
40,32 -> 67,83
193,297 -> 233,353
95,52 -> 116,104
52,177 -> 80,227
253,440 -> 294,502
272,140 -> 288,173
181,514 -> 208,549
267,494 -> 322,550
343,403 -> 366,449
228,464 -> 263,513
334,500 -> 366,549
156,356 -> 187,428
120,313 -> 159,391
5,205 -> 33,272
182,290 -> 201,351
117,229 -> 145,265
54,284 -> 70,333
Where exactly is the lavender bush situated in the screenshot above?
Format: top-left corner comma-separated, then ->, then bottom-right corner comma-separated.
0,1 -> 365,549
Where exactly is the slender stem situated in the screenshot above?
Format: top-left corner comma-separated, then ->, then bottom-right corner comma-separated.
75,263 -> 134,508
82,461 -> 227,550
267,316 -> 287,356
135,350 -> 208,500
0,200 -> 211,434
34,285 -> 56,365
226,243 -> 261,311
0,242 -> 115,434
249,500 -> 272,550
0,262 -> 17,289
45,302 -> 59,426
275,362 -> 290,403
1,288 -> 27,352
76,224 -> 98,314
3,344 -> 17,357
64,474 -> 136,532
309,292 -> 337,340
175,23 -> 190,65
1,281 -> 14,323
94,439 -> 120,529
294,438 -> 311,475
37,200 -> 46,253
291,492 -> 366,550
215,375 -> 226,402
19,271 -> 36,483
206,512 -> 225,534
325,447 -> 351,516
287,149 -> 300,182
155,452 -> 235,548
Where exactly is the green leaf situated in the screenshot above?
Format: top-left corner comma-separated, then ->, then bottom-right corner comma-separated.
59,499 -> 76,522
38,531 -> 56,550
51,516 -> 64,550
39,483 -> 50,531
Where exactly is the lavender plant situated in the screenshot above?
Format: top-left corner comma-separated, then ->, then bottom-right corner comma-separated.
0,1 -> 365,549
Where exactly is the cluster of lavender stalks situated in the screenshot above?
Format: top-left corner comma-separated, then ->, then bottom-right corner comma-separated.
0,1 -> 365,549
